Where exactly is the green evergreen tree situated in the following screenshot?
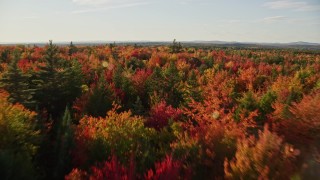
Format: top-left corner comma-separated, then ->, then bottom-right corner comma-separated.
182,70 -> 202,105
122,75 -> 136,109
113,64 -> 123,89
255,90 -> 278,125
132,96 -> 145,115
170,39 -> 182,53
234,91 -> 259,122
0,50 -> 36,108
164,61 -> 181,90
54,106 -> 73,179
163,61 -> 184,107
86,75 -> 114,117
32,40 -> 60,116
146,66 -> 165,98
0,48 -> 10,63
68,41 -> 77,56
187,70 -> 199,88
32,40 -> 83,118
259,90 -> 277,115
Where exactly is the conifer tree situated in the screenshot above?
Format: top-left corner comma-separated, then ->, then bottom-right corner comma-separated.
68,41 -> 77,56
163,61 -> 184,107
132,96 -> 145,115
86,74 -> 114,117
32,40 -> 83,118
146,66 -> 165,99
181,70 -> 202,106
113,64 -> 123,89
0,48 -> 10,63
164,61 -> 180,90
32,40 -> 60,116
0,50 -> 35,108
170,39 -> 182,53
54,106 -> 73,179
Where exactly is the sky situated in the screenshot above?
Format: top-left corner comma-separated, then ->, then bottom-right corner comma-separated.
0,0 -> 319,43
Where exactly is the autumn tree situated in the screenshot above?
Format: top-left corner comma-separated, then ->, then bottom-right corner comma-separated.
0,90 -> 39,179
66,156 -> 133,180
224,126 -> 298,179
145,155 -> 188,180
72,105 -> 158,173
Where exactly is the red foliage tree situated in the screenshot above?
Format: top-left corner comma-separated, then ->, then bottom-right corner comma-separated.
145,155 -> 189,180
145,101 -> 182,130
66,156 -> 134,180
224,125 -> 298,179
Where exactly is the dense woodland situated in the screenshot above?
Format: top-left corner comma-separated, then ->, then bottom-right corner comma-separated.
0,41 -> 320,179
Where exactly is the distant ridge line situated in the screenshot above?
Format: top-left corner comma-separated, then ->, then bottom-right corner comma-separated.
1,41 -> 320,50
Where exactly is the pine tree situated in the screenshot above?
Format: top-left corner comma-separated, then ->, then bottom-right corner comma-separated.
32,41 -> 83,118
113,64 -> 125,89
170,39 -> 182,53
0,48 -> 10,63
68,41 -> 77,56
146,66 -> 165,98
181,70 -> 202,106
164,61 -> 180,90
132,96 -> 145,115
234,91 -> 259,123
259,90 -> 277,115
59,59 -> 83,108
86,74 -> 114,117
163,61 -> 183,107
32,40 -> 60,116
54,106 -> 73,179
0,50 -> 35,108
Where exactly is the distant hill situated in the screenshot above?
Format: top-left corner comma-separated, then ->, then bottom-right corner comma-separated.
184,41 -> 320,50
287,41 -> 320,46
1,40 -> 320,50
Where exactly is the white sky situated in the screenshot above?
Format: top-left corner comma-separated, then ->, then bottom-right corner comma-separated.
0,0 -> 319,43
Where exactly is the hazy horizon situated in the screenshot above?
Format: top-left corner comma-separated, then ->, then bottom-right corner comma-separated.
1,40 -> 320,45
1,0 -> 319,43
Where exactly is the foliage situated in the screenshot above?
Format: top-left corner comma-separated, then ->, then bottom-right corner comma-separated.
145,155 -> 188,180
0,43 -> 319,179
53,106 -> 74,179
146,101 -> 182,130
66,156 -> 133,180
0,50 -> 35,108
170,39 -> 183,53
272,91 -> 320,145
0,90 -> 39,179
72,104 -> 157,173
32,41 -> 83,118
224,126 -> 298,179
73,75 -> 115,118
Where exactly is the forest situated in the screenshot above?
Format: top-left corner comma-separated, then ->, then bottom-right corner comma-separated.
0,40 -> 319,179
